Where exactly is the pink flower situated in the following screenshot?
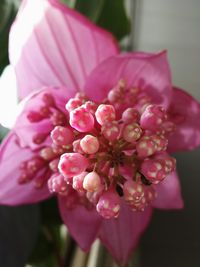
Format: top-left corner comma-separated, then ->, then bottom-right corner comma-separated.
1,0 -> 200,265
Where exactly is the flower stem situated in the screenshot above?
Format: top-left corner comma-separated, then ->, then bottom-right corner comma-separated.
43,225 -> 64,267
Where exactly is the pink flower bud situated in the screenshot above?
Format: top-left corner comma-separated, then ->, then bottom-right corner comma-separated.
123,123 -> 142,143
122,108 -> 140,123
82,101 -> 98,114
50,110 -> 66,126
129,196 -> 147,212
136,136 -> 157,158
80,135 -> 99,154
33,133 -> 48,144
83,171 -> 102,192
152,135 -> 168,152
101,121 -> 120,141
51,126 -> 74,146
49,158 -> 59,172
141,159 -> 167,184
65,98 -> 82,112
40,147 -> 56,160
72,139 -> 84,153
140,105 -> 167,131
70,107 -> 94,132
58,153 -> 88,178
96,189 -> 120,219
107,88 -> 121,103
27,111 -> 44,122
73,172 -> 88,193
48,174 -> 68,194
95,104 -> 116,125
123,180 -> 145,203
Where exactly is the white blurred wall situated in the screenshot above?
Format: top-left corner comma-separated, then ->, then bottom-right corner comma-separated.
132,0 -> 200,100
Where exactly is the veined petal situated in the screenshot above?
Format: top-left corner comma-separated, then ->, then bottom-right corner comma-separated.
58,196 -> 102,251
152,171 -> 184,209
168,87 -> 200,152
0,131 -> 50,205
14,86 -> 70,149
98,200 -> 152,265
9,0 -> 119,99
84,51 -> 172,108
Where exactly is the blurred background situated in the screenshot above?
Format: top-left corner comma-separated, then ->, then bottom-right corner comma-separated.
131,1 -> 200,266
0,0 -> 200,266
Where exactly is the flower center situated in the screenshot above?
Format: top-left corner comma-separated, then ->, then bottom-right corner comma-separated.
19,80 -> 177,219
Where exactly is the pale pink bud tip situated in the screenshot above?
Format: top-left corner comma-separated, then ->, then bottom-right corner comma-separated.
51,126 -> 74,146
140,105 -> 167,131
58,153 -> 88,178
83,171 -> 102,192
80,135 -> 99,154
96,190 -> 120,219
123,123 -> 142,143
69,107 -> 94,132
83,101 -> 98,114
95,104 -> 116,125
65,98 -> 82,112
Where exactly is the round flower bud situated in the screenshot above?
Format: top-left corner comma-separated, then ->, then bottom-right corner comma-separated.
140,105 -> 167,131
70,107 -> 94,132
51,126 -> 74,146
122,108 -> 140,123
123,123 -> 142,143
95,104 -> 116,125
80,135 -> 99,154
65,98 -> 82,112
83,171 -> 102,192
58,153 -> 88,178
96,189 -> 120,219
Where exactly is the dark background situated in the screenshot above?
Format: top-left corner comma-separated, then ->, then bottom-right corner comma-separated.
141,149 -> 200,267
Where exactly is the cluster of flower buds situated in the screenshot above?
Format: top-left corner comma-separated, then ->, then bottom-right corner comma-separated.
20,81 -> 176,219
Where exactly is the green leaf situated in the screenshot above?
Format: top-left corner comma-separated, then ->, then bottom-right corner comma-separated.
60,0 -> 76,8
96,0 -> 130,40
75,0 -> 105,22
61,0 -> 130,40
0,125 -> 9,142
0,0 -> 20,74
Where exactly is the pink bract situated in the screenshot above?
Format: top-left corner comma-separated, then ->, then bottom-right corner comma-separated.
0,0 -> 200,265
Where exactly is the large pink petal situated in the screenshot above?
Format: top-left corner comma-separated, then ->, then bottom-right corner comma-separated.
0,131 -> 50,205
9,0 -> 119,99
168,87 -> 200,152
84,51 -> 172,108
98,200 -> 152,265
58,196 -> 102,251
14,86 -> 70,149
152,171 -> 183,209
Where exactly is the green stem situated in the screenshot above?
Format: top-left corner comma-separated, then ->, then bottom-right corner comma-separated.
43,226 -> 64,267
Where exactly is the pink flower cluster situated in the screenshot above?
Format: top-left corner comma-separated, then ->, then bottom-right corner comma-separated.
15,78 -> 178,222
1,0 -> 200,265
